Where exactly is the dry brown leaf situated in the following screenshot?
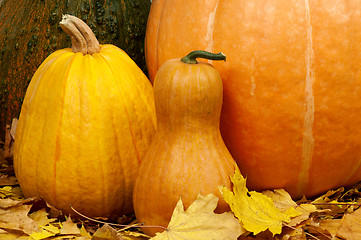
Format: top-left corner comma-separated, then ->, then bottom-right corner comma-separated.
120,230 -> 150,240
262,189 -> 298,212
93,224 -> 124,240
303,224 -> 333,240
318,218 -> 342,238
0,202 -> 39,234
60,217 -> 81,235
0,230 -> 28,240
279,227 -> 306,240
262,189 -> 318,228
0,174 -> 17,186
0,196 -> 40,209
337,207 -> 361,240
3,124 -> 13,161
287,204 -> 317,227
3,119 -> 17,161
312,188 -> 345,205
9,118 -> 18,140
28,208 -> 56,227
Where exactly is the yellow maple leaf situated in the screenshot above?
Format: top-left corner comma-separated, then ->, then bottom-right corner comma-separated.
151,193 -> 244,240
220,168 -> 301,235
30,228 -> 57,240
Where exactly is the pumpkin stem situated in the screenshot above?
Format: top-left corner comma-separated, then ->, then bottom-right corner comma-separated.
180,50 -> 226,64
59,14 -> 100,55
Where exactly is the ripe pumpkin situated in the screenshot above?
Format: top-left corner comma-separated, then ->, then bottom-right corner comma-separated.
0,0 -> 151,142
133,51 -> 236,236
144,0 -> 361,199
13,15 -> 156,218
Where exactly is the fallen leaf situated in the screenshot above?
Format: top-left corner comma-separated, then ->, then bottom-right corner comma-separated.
120,230 -> 150,240
10,118 -> 18,140
0,186 -> 15,199
28,208 -> 56,227
80,224 -> 92,239
337,207 -> 361,240
262,189 -> 298,211
0,203 -> 39,234
0,185 -> 24,200
42,224 -> 61,234
60,217 -> 81,235
151,193 -> 243,240
318,218 -> 342,238
0,230 -> 28,240
93,224 -> 124,240
303,224 -> 334,240
312,187 -> 345,205
260,189 -> 318,229
3,123 -> 13,161
30,228 -> 57,240
0,196 -> 41,209
287,203 -> 317,227
0,174 -> 18,186
220,167 -> 301,235
278,227 -> 307,240
30,218 -> 92,240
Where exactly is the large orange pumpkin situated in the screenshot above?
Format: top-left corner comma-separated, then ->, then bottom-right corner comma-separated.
145,0 -> 361,199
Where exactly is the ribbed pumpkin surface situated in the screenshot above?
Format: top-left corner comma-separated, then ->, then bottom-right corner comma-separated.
0,0 -> 151,141
145,0 -> 361,199
14,44 -> 156,217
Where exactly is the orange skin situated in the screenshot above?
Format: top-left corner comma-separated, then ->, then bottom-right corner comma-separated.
145,0 -> 361,199
133,56 -> 236,236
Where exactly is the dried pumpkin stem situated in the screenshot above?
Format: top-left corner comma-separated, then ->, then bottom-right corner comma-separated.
59,14 -> 100,55
180,50 -> 226,64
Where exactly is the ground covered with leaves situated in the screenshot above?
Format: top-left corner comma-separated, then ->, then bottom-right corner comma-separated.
1,126 -> 361,240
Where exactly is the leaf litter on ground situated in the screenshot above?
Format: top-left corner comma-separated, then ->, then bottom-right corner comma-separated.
151,193 -> 244,240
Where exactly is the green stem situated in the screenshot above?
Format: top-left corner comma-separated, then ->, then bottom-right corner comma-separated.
180,50 -> 226,64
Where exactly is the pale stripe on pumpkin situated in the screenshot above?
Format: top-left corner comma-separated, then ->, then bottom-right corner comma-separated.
298,0 -> 315,198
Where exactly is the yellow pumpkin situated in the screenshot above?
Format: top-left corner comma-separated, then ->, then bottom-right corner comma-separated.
133,51 -> 236,236
13,15 -> 156,218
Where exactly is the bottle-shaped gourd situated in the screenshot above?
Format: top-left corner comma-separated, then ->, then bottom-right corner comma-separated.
133,50 -> 237,236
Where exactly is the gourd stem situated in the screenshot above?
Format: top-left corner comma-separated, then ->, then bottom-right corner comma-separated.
59,14 -> 100,55
180,50 -> 226,64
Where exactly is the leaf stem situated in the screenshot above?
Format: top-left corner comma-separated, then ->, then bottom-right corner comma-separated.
311,202 -> 361,206
70,206 -> 167,231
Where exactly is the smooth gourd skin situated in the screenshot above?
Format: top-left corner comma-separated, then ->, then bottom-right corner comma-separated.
0,0 -> 151,141
14,45 -> 156,218
145,0 -> 361,199
133,58 -> 236,236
